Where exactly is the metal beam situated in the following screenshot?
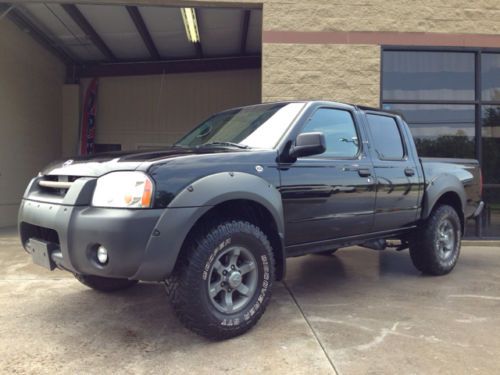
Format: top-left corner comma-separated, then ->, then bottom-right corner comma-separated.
72,56 -> 261,79
240,10 -> 251,55
61,4 -> 116,61
194,9 -> 203,58
126,6 -> 160,60
194,42 -> 203,58
0,3 -> 75,65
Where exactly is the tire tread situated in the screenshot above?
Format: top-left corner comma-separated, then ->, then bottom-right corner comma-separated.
167,220 -> 275,340
409,204 -> 461,276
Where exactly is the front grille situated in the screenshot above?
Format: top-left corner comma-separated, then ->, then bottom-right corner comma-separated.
20,222 -> 60,247
38,175 -> 79,197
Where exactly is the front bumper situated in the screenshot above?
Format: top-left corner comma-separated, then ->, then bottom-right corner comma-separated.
19,198 -> 162,279
18,176 -> 209,281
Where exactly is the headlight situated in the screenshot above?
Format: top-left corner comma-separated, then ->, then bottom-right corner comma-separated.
92,171 -> 154,208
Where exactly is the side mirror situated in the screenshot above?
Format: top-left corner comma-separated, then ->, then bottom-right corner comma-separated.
289,132 -> 326,159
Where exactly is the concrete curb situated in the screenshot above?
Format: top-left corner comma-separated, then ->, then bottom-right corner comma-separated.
462,240 -> 500,247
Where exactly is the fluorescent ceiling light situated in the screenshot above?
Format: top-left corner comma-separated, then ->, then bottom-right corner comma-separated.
181,8 -> 200,43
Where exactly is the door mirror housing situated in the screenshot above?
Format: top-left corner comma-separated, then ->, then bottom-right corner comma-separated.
289,132 -> 326,159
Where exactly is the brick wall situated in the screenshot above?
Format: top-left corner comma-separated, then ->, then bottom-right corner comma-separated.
261,0 -> 500,34
262,44 -> 380,106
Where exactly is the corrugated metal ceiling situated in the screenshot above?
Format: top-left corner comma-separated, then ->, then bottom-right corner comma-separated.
14,2 -> 262,63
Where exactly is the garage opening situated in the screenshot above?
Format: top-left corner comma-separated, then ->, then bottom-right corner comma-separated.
0,2 -> 262,226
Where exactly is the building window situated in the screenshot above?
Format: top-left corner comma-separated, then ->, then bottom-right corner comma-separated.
383,51 -> 475,101
386,103 -> 475,159
381,48 -> 500,238
481,54 -> 500,101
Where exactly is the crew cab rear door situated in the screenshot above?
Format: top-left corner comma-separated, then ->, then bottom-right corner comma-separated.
279,105 -> 376,248
363,112 -> 421,231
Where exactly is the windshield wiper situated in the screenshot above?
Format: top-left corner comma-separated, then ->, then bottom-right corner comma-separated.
201,142 -> 250,149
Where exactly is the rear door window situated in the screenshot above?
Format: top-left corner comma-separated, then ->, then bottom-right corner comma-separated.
366,114 -> 405,160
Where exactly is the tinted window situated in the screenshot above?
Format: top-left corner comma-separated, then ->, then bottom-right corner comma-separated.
367,114 -> 404,160
384,103 -> 475,159
481,105 -> 500,236
301,108 -> 359,158
383,51 -> 475,101
481,53 -> 500,101
482,105 -> 500,184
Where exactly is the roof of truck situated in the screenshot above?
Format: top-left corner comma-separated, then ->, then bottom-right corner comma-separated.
220,100 -> 406,119
282,100 -> 405,118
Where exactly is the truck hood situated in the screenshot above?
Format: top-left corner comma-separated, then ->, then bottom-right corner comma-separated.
41,147 -> 247,177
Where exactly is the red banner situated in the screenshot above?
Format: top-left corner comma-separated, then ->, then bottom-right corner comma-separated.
79,78 -> 99,155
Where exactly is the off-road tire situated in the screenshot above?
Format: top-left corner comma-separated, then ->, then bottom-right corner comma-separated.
74,274 -> 138,292
409,204 -> 461,276
166,220 -> 275,340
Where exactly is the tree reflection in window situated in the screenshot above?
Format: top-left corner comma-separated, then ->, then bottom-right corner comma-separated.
482,106 -> 500,185
414,135 -> 475,159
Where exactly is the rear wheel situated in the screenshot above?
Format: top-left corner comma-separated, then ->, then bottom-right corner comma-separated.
166,220 -> 275,340
74,274 -> 138,292
409,205 -> 461,275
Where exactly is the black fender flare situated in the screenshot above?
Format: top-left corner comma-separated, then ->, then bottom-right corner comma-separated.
132,172 -> 285,281
421,173 -> 467,224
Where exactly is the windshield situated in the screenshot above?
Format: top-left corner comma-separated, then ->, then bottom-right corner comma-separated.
175,102 -> 305,149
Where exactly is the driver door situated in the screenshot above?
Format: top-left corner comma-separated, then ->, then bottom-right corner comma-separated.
279,107 -> 376,249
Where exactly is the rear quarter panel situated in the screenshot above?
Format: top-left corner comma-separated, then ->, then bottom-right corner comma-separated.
421,158 -> 481,219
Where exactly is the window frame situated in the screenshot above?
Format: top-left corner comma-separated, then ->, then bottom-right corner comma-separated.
297,106 -> 363,160
364,111 -> 408,162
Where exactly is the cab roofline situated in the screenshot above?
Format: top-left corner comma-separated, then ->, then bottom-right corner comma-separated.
214,100 -> 405,121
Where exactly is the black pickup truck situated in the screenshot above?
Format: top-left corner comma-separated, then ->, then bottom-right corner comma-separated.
18,101 -> 483,339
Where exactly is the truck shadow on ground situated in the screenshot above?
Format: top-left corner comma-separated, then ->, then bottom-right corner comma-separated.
286,248 -> 420,287
37,282 -> 209,347
33,249 -> 425,348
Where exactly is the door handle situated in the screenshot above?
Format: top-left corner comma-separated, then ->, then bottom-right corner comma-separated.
357,168 -> 372,177
343,165 -> 372,177
404,168 -> 415,177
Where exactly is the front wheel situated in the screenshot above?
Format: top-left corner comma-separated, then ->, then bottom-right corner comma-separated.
409,205 -> 461,275
166,220 -> 275,340
74,274 -> 138,292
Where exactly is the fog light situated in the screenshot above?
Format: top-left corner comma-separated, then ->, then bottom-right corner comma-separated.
97,246 -> 108,264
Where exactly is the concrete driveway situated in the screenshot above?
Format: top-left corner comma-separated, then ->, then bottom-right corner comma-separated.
1,227 -> 500,374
